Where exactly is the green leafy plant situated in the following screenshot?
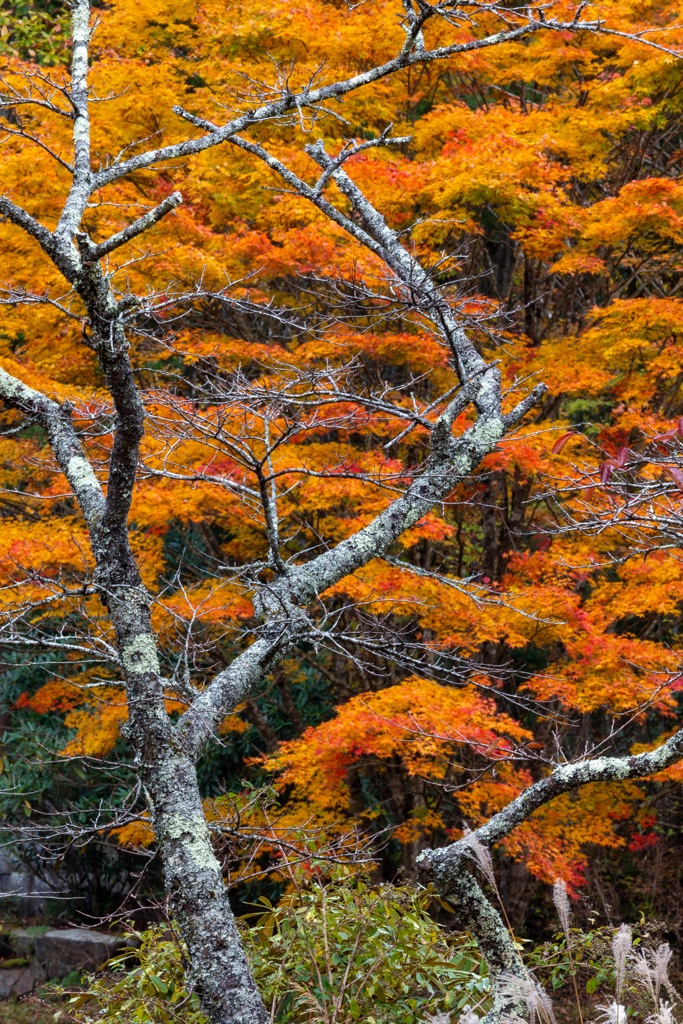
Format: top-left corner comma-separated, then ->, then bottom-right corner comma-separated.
525,922 -> 680,1023
56,876 -> 491,1024
526,928 -> 623,996
243,875 -> 491,1023
0,1 -> 69,64
56,922 -> 205,1024
52,875 -> 683,1024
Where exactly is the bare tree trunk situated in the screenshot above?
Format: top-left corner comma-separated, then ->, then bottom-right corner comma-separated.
145,752 -> 268,1023
438,868 -> 527,1023
108,587 -> 270,1022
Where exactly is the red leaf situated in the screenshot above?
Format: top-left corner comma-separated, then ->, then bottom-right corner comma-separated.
678,417 -> 683,439
628,833 -> 658,852
664,466 -> 683,492
600,461 -> 615,485
552,431 -> 577,455
616,446 -> 630,468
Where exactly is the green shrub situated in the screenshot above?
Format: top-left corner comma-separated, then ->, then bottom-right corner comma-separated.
525,921 -> 681,1023
58,877 -> 491,1024
0,0 -> 69,64
244,877 -> 490,1023
57,923 -> 205,1024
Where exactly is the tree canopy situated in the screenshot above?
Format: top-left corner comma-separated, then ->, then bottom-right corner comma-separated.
1,2 -> 682,1022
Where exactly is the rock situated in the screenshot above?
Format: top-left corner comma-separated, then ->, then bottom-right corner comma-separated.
3,925 -> 138,983
0,966 -> 34,998
3,925 -> 50,959
0,968 -> 21,998
29,958 -> 47,987
12,967 -> 34,997
37,928 -> 137,979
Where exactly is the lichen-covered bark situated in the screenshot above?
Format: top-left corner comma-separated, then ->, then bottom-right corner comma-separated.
418,729 -> 683,1022
432,865 -> 527,1024
108,585 -> 270,1024
141,750 -> 268,1023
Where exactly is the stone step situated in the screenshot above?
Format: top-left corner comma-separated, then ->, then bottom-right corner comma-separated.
0,925 -> 139,996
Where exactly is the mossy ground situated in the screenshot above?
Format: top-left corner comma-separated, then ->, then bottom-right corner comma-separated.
0,996 -> 57,1022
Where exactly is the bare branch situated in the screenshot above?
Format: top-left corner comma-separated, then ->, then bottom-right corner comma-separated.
87,191 -> 183,260
0,366 -> 104,530
421,725 -> 683,874
0,195 -> 59,256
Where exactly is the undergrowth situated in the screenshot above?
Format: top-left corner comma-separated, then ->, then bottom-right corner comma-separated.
51,874 -> 681,1024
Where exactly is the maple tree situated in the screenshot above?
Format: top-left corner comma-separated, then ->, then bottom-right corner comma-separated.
1,1 -> 683,1023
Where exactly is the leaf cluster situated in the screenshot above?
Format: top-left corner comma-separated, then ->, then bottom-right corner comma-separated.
0,0 -> 69,65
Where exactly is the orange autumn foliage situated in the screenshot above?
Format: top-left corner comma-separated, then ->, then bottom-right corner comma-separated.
2,0 -> 682,893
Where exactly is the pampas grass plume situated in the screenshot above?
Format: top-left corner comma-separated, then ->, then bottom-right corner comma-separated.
612,925 -> 632,1006
552,879 -> 571,941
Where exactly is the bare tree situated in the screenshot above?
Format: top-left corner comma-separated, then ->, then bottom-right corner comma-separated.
0,3 -> 682,1023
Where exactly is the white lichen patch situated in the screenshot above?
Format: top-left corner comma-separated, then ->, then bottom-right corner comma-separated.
473,416 -> 504,444
552,757 -> 630,782
163,812 -> 220,873
67,455 -> 101,493
0,367 -> 32,401
121,632 -> 160,676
